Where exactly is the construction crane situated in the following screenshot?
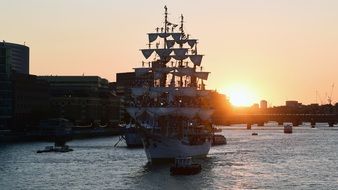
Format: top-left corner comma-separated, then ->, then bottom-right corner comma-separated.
327,83 -> 334,105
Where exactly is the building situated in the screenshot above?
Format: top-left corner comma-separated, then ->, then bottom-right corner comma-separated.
11,73 -> 50,130
260,100 -> 267,109
0,41 -> 30,129
0,44 -> 12,129
252,103 -> 259,110
39,76 -> 120,125
0,41 -> 29,74
285,100 -> 300,108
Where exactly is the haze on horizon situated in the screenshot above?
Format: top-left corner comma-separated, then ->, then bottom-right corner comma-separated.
1,0 -> 338,106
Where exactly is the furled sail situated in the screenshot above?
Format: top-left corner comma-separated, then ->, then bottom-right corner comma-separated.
194,72 -> 209,80
158,33 -> 171,38
168,48 -> 189,60
189,55 -> 203,66
148,33 -> 158,43
171,54 -> 189,60
166,40 -> 175,48
171,33 -> 182,41
173,48 -> 188,56
187,39 -> 197,48
148,33 -> 182,43
155,49 -> 172,58
141,49 -> 154,59
167,39 -> 197,48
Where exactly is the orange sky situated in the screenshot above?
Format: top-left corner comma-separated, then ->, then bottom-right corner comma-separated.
1,0 -> 338,106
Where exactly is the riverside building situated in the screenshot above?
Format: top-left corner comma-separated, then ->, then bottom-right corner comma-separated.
38,76 -> 120,125
0,41 -> 30,129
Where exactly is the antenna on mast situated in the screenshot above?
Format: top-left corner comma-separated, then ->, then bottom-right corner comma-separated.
180,14 -> 184,34
164,5 -> 168,49
164,6 -> 168,32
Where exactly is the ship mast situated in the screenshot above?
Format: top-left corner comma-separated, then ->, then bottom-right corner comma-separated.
178,14 -> 184,87
158,6 -> 169,87
139,6 -> 207,89
164,6 -> 168,49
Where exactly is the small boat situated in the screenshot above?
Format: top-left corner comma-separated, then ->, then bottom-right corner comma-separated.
252,132 -> 258,136
212,134 -> 227,146
284,123 -> 293,134
37,146 -> 54,153
37,145 -> 73,153
170,157 -> 201,175
212,127 -> 222,133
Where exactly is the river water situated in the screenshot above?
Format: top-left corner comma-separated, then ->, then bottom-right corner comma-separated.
1,126 -> 338,190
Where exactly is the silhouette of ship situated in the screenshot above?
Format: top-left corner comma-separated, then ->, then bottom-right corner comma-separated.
126,6 -> 214,162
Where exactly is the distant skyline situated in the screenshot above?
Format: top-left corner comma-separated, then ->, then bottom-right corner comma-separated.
1,0 -> 338,106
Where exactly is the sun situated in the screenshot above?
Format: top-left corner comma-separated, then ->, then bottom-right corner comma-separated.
220,84 -> 258,107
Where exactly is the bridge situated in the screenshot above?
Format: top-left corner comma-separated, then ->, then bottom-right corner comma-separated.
214,113 -> 338,126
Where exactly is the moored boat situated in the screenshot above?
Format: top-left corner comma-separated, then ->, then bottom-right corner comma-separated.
212,134 -> 227,146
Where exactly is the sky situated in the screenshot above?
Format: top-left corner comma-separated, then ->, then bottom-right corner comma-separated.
1,0 -> 338,106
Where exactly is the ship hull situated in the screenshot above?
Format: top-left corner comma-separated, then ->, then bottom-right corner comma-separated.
123,127 -> 143,148
142,134 -> 211,162
125,132 -> 143,148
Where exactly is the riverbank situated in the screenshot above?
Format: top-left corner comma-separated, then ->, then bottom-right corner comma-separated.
0,127 -> 122,143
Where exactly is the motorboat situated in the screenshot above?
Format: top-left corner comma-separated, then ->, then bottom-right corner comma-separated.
170,157 -> 201,175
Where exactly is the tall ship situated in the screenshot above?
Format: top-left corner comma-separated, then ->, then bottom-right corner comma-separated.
126,6 -> 214,162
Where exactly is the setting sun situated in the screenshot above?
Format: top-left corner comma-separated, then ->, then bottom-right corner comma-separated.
221,84 -> 259,107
